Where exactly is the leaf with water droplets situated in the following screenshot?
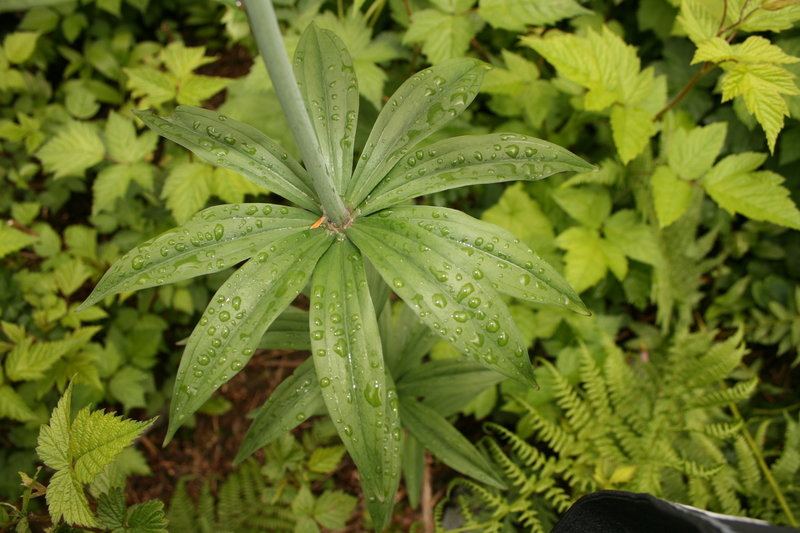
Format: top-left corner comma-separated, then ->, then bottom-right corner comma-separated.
360,133 -> 595,214
348,221 -> 537,388
134,107 -> 320,212
258,305 -> 310,351
398,397 -> 506,489
397,358 -> 506,417
234,358 -> 323,464
346,58 -> 487,206
166,228 -> 333,443
294,24 -> 358,195
363,205 -> 588,315
78,204 -> 318,310
309,239 -> 401,511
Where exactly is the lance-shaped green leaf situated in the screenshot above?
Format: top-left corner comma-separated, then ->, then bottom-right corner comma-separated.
368,206 -> 587,314
346,58 -> 488,206
360,133 -> 595,214
399,397 -> 506,489
167,229 -> 333,442
309,240 -> 401,506
259,305 -> 311,350
382,301 -> 438,378
78,204 -> 318,310
134,107 -> 320,212
402,433 -> 425,509
235,358 -> 324,464
294,24 -> 358,194
398,358 -> 506,417
348,220 -> 536,388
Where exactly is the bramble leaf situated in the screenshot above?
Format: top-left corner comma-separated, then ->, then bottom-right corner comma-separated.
479,0 -> 590,31
0,385 -> 36,421
667,122 -> 727,180
651,165 -> 694,228
0,224 -> 36,259
346,58 -> 487,206
135,107 -> 320,211
309,239 -> 401,506
556,226 -> 627,293
294,24 -> 358,195
610,105 -> 657,164
702,153 -> 800,229
404,8 -> 482,64
360,133 -> 594,214
79,203 -> 318,310
167,228 -> 333,442
37,121 -> 105,179
48,470 -> 97,528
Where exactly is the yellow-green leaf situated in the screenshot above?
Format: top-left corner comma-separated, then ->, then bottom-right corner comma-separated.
610,105 -> 656,164
37,122 -> 105,179
651,165 -> 693,227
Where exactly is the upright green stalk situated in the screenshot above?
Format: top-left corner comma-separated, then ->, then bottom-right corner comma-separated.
243,0 -> 349,225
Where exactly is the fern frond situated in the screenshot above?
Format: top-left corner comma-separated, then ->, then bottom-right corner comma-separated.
485,422 -> 549,471
515,398 -> 577,455
734,435 -> 762,493
689,378 -> 758,408
683,331 -> 747,388
578,346 -> 611,420
542,361 -> 593,430
772,414 -> 800,483
710,471 -> 743,515
701,420 -> 744,440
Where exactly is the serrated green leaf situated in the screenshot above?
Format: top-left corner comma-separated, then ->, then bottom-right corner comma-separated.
80,203 -> 317,310
47,469 -> 97,527
552,186 -> 611,230
399,397 -> 506,488
361,133 -> 594,214
522,26 -> 652,110
693,35 -> 800,66
97,489 -> 126,529
162,162 -> 212,223
556,226 -> 627,293
109,366 -> 150,411
481,183 -> 554,251
604,210 -> 661,266
6,337 -> 74,382
309,240 -> 399,503
135,107 -> 319,211
313,490 -> 357,530
404,9 -> 481,65
37,121 -> 105,179
651,166 -> 693,228
676,0 -> 718,44
167,229 -> 333,442
349,219 -> 537,387
366,206 -> 585,314
4,32 -> 39,64
53,257 -> 93,297
292,486 -> 315,518
161,42 -> 215,78
210,167 -> 265,204
479,0 -> 590,31
93,164 -> 133,215
667,122 -> 727,180
294,24 -> 358,195
702,154 -> 800,229
123,499 -> 169,533
70,407 -> 154,483
235,358 -> 323,464
719,62 -> 799,152
124,67 -> 176,107
346,58 -> 487,206
610,105 -> 656,164
0,224 -> 36,259
0,385 -> 36,421
482,49 -> 540,94
37,381 -> 74,471
105,111 -> 158,164
177,75 -> 231,106
306,445 -> 347,474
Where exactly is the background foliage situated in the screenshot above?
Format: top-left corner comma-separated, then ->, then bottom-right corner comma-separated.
1,0 -> 799,531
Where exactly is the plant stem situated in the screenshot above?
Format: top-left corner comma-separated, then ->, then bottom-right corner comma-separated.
243,0 -> 349,225
653,63 -> 714,121
730,402 -> 798,527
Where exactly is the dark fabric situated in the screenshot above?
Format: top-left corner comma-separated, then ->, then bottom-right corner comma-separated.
551,490 -> 799,533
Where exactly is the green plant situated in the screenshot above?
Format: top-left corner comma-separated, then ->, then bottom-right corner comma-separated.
77,0 -> 593,527
437,330 -> 799,532
167,419 -> 358,533
1,381 -> 166,531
